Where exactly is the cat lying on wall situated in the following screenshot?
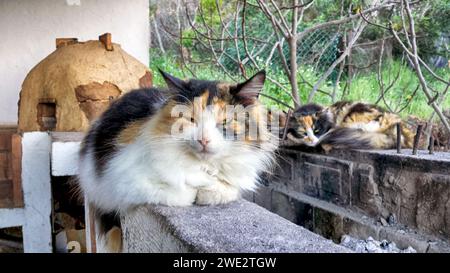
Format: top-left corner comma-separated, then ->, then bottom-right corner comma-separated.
286,101 -> 415,152
76,70 -> 278,252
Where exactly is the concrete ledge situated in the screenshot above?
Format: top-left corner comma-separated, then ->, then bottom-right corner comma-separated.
121,200 -> 352,253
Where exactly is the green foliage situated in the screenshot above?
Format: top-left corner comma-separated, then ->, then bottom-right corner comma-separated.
181,29 -> 196,48
150,0 -> 449,120
415,0 -> 450,60
150,50 -> 449,120
197,0 -> 225,28
149,49 -> 234,87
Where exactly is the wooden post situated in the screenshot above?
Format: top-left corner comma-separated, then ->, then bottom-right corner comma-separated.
412,124 -> 423,155
99,33 -> 113,51
11,134 -> 23,207
282,110 -> 292,141
396,123 -> 401,154
428,125 -> 434,154
429,134 -> 435,154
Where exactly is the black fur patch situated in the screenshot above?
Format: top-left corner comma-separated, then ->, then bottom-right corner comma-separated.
174,79 -> 220,105
347,102 -> 373,114
80,88 -> 166,175
343,102 -> 386,122
314,112 -> 334,136
293,103 -> 323,117
319,127 -> 373,149
95,209 -> 121,236
331,100 -> 352,109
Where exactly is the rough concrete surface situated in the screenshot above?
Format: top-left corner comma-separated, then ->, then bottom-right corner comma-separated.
122,200 -> 352,253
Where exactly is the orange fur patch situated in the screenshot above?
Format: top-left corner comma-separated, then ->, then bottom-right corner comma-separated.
117,119 -> 147,144
298,115 -> 314,129
151,101 -> 186,136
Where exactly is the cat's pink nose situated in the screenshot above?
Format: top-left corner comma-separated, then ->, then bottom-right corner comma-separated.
198,139 -> 210,149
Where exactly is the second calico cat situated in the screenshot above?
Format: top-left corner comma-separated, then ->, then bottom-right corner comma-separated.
287,100 -> 414,151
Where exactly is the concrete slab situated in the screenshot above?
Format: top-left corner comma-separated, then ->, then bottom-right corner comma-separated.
122,200 -> 352,253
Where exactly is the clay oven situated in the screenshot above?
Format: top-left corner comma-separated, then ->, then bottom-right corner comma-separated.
18,33 -> 152,132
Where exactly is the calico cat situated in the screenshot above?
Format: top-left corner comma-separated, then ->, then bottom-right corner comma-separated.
77,70 -> 277,251
287,100 -> 414,151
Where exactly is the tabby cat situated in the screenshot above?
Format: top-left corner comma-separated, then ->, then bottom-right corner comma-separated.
287,100 -> 414,151
77,70 -> 277,251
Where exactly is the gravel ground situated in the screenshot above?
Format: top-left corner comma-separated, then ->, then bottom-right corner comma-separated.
340,235 -> 416,253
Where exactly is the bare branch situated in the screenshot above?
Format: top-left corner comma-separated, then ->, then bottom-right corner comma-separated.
279,0 -> 315,10
296,1 -> 397,41
397,0 -> 450,133
269,0 -> 292,36
289,0 -> 301,107
308,19 -> 367,102
257,0 -> 289,38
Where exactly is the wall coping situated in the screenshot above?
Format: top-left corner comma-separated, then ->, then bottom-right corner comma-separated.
121,200 -> 352,253
280,142 -> 450,162
280,144 -> 450,175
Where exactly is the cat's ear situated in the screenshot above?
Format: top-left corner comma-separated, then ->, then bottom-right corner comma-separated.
159,69 -> 186,91
231,70 -> 266,104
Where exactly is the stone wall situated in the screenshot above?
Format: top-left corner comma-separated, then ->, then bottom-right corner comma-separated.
245,146 -> 450,253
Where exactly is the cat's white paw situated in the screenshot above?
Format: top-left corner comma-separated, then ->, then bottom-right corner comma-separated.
195,182 -> 240,206
185,165 -> 219,188
200,164 -> 218,176
162,186 -> 197,206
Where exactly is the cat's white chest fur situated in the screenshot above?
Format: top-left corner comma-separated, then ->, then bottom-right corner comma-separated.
348,120 -> 381,132
78,132 -> 272,213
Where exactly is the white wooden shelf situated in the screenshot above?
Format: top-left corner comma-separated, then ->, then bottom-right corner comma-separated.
0,132 -> 86,253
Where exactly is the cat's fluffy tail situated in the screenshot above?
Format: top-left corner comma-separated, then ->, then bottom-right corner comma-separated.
317,127 -> 395,151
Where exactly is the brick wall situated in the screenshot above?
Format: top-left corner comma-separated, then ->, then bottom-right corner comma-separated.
0,127 -> 22,208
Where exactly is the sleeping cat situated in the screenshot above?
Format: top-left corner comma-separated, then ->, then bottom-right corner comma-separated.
287,100 -> 414,151
77,70 -> 277,251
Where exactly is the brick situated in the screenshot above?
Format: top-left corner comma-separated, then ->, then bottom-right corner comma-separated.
351,164 -> 382,217
270,191 -> 303,225
0,132 -> 12,151
296,201 -> 314,231
297,153 -> 352,205
0,152 -> 11,180
415,174 -> 450,238
11,134 -> 23,207
0,180 -> 13,208
313,207 -> 344,243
